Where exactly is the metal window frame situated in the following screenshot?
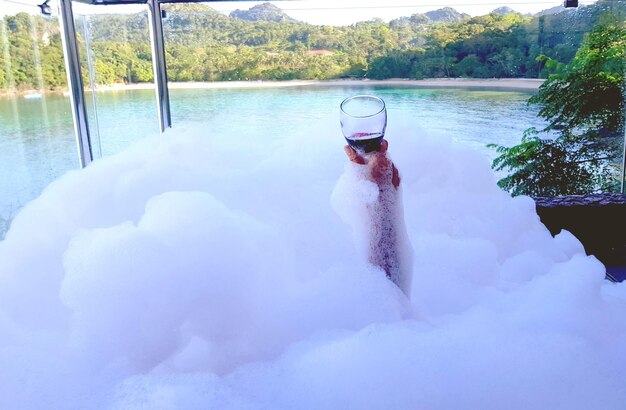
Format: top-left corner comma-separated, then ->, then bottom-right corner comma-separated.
58,0 -> 250,168
58,0 -> 94,167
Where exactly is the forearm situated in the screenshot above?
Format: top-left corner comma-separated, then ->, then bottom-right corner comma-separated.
365,166 -> 412,295
340,140 -> 413,296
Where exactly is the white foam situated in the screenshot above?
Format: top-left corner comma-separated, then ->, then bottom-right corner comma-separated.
0,118 -> 625,409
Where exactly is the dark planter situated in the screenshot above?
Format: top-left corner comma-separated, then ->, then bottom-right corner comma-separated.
534,194 -> 626,282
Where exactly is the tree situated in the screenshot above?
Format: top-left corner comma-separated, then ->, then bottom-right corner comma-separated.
490,21 -> 626,196
531,24 -> 625,133
452,54 -> 482,76
490,128 -> 615,196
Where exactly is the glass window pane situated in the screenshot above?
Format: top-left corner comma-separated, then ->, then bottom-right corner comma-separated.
159,0 -> 624,196
0,1 -> 78,239
72,3 -> 159,157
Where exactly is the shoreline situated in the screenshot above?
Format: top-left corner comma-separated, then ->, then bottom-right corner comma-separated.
2,78 -> 545,96
100,78 -> 545,91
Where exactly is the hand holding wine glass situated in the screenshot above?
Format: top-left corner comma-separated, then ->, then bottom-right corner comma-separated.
344,139 -> 400,189
340,95 -> 399,188
339,94 -> 410,296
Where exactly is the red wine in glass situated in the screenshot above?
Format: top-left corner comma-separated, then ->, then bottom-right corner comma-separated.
340,95 -> 387,154
345,132 -> 385,153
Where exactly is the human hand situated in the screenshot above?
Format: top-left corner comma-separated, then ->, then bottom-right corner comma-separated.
344,139 -> 400,189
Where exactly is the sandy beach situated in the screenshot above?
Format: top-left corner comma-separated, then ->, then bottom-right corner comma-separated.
92,78 -> 544,93
0,78 -> 544,96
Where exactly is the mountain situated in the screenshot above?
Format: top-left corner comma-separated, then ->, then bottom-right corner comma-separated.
230,3 -> 298,23
389,13 -> 430,28
535,5 -> 567,16
424,7 -> 470,23
491,6 -> 519,15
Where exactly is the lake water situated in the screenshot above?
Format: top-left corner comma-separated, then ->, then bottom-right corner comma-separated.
0,84 -> 547,238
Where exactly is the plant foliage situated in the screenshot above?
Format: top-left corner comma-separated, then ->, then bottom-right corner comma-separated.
490,19 -> 626,196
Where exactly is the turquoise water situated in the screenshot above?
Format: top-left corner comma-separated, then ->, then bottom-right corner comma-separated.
0,85 -> 546,238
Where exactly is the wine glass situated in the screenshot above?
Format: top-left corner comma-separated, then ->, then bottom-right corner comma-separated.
340,95 -> 387,153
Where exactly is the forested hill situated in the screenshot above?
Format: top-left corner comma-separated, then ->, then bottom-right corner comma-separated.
0,0 -> 624,90
424,7 -> 470,22
230,3 -> 299,23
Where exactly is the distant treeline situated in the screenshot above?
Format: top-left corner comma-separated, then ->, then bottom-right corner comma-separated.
0,0 -> 624,90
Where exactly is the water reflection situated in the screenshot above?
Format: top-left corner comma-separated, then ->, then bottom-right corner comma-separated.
0,85 -> 554,239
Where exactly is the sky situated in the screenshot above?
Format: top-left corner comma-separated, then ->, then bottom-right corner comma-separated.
1,0 -> 599,24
